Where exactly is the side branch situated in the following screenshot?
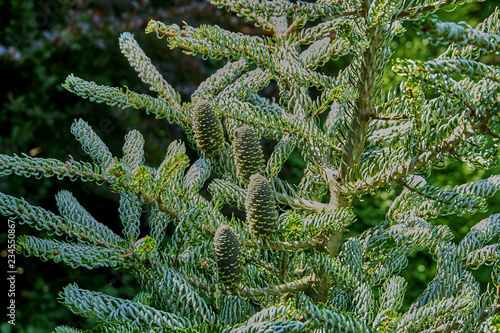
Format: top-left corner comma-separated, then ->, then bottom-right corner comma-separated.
339,6 -> 386,183
0,154 -> 107,183
243,237 -> 322,251
424,302 -> 500,333
350,121 -> 474,193
275,192 -> 327,213
396,0 -> 468,19
397,178 -> 483,211
188,274 -> 315,297
199,225 -> 321,251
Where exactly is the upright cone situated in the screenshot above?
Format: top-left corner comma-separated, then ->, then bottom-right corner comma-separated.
245,173 -> 278,237
232,125 -> 265,186
213,224 -> 244,288
192,99 -> 225,158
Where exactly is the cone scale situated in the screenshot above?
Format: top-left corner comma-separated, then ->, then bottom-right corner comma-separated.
245,173 -> 278,237
192,99 -> 225,158
213,224 -> 244,288
232,125 -> 266,186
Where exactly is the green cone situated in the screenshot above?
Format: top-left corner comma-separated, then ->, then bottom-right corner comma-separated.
192,99 -> 225,158
245,174 -> 278,237
213,224 -> 244,288
232,125 -> 265,186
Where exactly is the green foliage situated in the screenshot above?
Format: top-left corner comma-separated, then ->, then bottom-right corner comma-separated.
2,0 -> 500,332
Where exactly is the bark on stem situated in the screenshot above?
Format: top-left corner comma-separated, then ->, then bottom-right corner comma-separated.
306,1 -> 385,303
188,274 -> 315,298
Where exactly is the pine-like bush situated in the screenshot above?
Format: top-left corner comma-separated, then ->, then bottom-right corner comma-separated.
2,0 -> 500,332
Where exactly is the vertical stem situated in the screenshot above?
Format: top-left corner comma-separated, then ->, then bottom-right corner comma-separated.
281,252 -> 288,280
340,10 -> 382,181
306,1 -> 386,304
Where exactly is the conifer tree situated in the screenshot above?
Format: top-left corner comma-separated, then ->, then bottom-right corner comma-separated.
2,0 -> 500,332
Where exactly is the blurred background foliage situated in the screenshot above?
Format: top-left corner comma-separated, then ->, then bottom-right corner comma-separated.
0,0 -> 498,331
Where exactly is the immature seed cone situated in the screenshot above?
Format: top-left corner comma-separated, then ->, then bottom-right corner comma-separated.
192,99 -> 225,158
232,125 -> 265,186
213,224 -> 244,288
245,173 -> 278,237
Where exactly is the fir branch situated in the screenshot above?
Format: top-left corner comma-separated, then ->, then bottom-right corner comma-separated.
60,284 -> 192,330
396,58 -> 500,83
71,119 -> 115,170
302,301 -> 372,332
363,219 -> 454,287
208,0 -> 276,32
245,304 -> 292,325
189,272 -> 315,297
119,32 -> 181,106
370,113 -> 407,121
310,85 -> 356,119
244,252 -> 281,275
183,157 -> 211,192
55,190 -> 125,247
304,208 -> 355,235
438,7 -> 500,60
217,99 -> 338,158
349,118 -> 475,194
458,213 -> 500,260
396,296 -> 471,332
1,193 -> 119,247
199,223 -> 321,251
218,1 -> 344,22
352,282 -> 375,324
192,59 -> 247,100
140,266 -> 216,325
119,192 -> 143,243
0,153 -> 106,183
299,163 -> 330,202
121,130 -> 145,174
146,20 -> 273,67
155,140 -> 190,188
275,54 -> 339,90
418,17 -> 500,53
373,276 -> 407,327
299,18 -> 349,44
339,4 -> 392,184
62,75 -> 189,128
219,68 -> 272,102
371,95 -> 404,119
271,177 -> 329,212
208,178 -> 246,210
300,37 -> 351,70
147,207 -> 171,250
464,243 -> 500,268
17,236 -> 132,269
35,145 -> 186,223
396,177 -> 486,217
231,320 -> 310,332
396,0 -> 469,19
266,134 -> 297,177
412,299 -> 500,333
